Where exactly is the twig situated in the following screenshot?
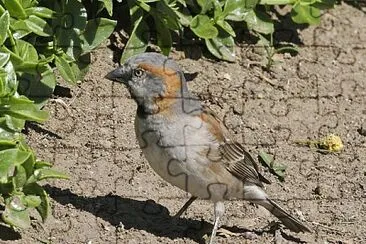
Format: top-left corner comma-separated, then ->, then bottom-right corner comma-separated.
50,98 -> 73,117
253,68 -> 278,87
311,221 -> 342,233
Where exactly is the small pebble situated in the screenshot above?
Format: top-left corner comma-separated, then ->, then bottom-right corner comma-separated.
223,73 -> 231,81
314,185 -> 322,195
358,122 -> 366,136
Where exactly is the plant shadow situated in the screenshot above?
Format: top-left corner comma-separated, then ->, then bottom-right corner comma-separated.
0,224 -> 21,241
342,0 -> 366,12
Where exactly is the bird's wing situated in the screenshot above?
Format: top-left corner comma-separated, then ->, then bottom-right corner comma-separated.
200,107 -> 270,187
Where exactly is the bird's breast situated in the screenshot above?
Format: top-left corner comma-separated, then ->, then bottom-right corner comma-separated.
134,114 -> 244,201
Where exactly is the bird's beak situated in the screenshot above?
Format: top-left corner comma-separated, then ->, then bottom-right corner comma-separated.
105,65 -> 129,83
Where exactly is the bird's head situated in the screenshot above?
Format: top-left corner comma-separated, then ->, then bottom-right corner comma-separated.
106,52 -> 189,115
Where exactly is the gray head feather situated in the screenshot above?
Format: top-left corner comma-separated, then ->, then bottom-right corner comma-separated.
125,52 -> 181,73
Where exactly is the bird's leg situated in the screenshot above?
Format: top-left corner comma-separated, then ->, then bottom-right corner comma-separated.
174,196 -> 197,218
209,201 -> 225,244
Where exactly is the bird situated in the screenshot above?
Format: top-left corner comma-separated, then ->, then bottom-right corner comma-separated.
106,52 -> 311,243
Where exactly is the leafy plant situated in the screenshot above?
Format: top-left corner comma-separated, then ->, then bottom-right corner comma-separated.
0,0 -> 116,106
0,0 -> 116,229
121,0 -> 335,62
0,49 -> 69,228
256,32 -> 299,69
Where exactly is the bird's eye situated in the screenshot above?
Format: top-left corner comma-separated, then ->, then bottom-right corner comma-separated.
133,68 -> 144,77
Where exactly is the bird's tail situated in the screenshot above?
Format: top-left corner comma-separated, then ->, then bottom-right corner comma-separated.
245,185 -> 311,233
260,197 -> 311,233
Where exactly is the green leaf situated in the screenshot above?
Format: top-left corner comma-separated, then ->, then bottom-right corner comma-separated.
0,127 -> 20,147
20,150 -> 35,179
258,151 -> 287,182
53,0 -> 87,33
23,183 -> 50,221
0,160 -> 13,184
312,0 -> 336,10
2,196 -> 30,228
298,0 -> 318,5
34,168 -> 69,181
12,62 -> 40,75
1,148 -> 31,166
0,11 -> 9,45
153,15 -> 172,56
120,15 -> 150,63
3,0 -> 28,19
24,7 -> 55,19
100,0 -> 113,16
18,64 -> 56,107
13,165 -> 27,188
174,5 -> 192,27
24,15 -> 53,37
155,1 -> 181,30
22,195 -> 41,208
0,68 -> 7,95
216,20 -> 236,37
226,9 -> 251,22
34,160 -> 53,169
5,114 -> 25,131
244,0 -> 259,9
190,15 -> 218,39
128,0 -> 143,23
212,0 -> 223,19
0,61 -> 18,97
69,53 -> 90,84
135,0 -> 180,31
244,10 -> 274,34
80,18 -> 117,54
53,0 -> 87,60
55,54 -> 77,84
0,149 -> 30,183
18,0 -> 37,8
15,39 -> 38,62
258,151 -> 273,168
205,34 -> 236,62
224,0 -> 253,21
0,96 -> 49,123
10,19 -> 32,39
224,0 -> 258,15
259,0 -> 293,4
272,164 -> 287,181
196,0 -> 214,14
176,0 -> 187,6
0,52 -> 10,68
291,3 -> 321,25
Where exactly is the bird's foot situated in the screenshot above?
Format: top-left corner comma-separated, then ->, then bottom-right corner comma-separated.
202,227 -> 258,243
217,227 -> 257,240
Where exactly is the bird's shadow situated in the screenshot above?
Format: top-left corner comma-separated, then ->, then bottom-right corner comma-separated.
44,185 -> 250,243
44,186 -> 307,243
0,185 -> 301,242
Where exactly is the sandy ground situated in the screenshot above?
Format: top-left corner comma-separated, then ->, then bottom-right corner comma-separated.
1,3 -> 365,244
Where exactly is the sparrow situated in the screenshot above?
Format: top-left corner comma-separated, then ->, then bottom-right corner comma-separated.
106,52 -> 311,243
